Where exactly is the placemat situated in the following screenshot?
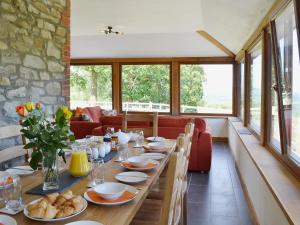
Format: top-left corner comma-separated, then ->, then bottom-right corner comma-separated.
93,151 -> 117,163
238,128 -> 252,135
26,171 -> 85,195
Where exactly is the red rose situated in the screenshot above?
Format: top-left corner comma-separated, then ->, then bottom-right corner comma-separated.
16,105 -> 28,117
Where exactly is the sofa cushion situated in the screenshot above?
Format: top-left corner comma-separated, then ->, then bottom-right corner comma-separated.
100,115 -> 123,126
85,106 -> 102,122
158,117 -> 206,133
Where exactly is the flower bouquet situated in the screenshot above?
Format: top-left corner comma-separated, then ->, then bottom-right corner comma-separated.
16,102 -> 75,190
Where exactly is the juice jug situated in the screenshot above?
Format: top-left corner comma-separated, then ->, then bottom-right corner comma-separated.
69,148 -> 90,177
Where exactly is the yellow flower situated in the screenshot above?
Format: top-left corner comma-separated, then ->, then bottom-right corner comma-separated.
60,106 -> 72,120
24,102 -> 34,112
64,111 -> 73,120
61,106 -> 69,114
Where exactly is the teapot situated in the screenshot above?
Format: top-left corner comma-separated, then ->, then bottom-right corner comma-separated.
112,129 -> 131,144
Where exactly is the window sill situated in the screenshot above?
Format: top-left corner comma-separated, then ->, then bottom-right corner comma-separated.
228,117 -> 300,225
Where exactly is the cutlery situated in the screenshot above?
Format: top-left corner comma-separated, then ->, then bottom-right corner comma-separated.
11,167 -> 34,172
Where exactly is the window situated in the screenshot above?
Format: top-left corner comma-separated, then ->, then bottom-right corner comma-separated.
274,2 -> 300,161
240,61 -> 245,121
121,64 -> 170,112
180,64 -> 233,114
249,41 -> 262,133
269,31 -> 281,150
70,65 -> 112,109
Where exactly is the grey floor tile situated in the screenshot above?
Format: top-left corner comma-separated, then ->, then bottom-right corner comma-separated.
187,142 -> 254,225
211,216 -> 241,225
188,184 -> 210,203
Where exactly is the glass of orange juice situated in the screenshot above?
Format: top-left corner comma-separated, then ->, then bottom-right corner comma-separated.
69,144 -> 90,177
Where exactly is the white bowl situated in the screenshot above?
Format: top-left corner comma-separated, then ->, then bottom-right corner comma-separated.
93,182 -> 126,200
128,156 -> 149,168
148,142 -> 165,150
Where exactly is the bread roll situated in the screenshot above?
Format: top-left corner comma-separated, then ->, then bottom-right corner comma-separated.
44,204 -> 58,219
45,193 -> 59,204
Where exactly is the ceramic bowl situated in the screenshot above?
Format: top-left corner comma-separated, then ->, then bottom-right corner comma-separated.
148,142 -> 165,150
127,156 -> 150,167
93,182 -> 126,200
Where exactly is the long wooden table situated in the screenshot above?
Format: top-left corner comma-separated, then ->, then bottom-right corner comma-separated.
9,139 -> 176,225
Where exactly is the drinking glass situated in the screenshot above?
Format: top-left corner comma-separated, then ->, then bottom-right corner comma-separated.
2,175 -> 23,211
117,143 -> 129,161
91,159 -> 105,186
135,130 -> 144,147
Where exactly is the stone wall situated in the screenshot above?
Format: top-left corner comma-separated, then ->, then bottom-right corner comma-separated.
0,0 -> 70,156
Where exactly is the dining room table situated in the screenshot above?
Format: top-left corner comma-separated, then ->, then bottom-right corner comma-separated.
6,138 -> 176,225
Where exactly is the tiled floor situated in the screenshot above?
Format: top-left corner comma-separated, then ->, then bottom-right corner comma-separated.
187,142 -> 254,225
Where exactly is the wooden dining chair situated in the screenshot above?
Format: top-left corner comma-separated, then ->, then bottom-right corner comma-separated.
0,124 -> 27,164
145,122 -> 195,225
122,111 -> 158,137
130,148 -> 184,225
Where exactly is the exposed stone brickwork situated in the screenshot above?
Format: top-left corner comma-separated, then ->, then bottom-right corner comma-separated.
0,0 -> 70,152
0,0 -> 70,127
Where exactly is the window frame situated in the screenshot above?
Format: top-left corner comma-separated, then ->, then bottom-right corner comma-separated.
69,63 -> 114,110
119,62 -> 172,114
246,36 -> 264,136
178,62 -> 235,116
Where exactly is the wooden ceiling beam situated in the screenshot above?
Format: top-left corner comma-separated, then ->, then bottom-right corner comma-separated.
197,30 -> 235,57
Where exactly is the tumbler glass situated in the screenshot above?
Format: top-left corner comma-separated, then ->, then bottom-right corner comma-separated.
91,159 -> 105,186
2,175 -> 23,211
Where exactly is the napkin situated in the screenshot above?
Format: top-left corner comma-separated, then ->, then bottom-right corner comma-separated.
87,190 -> 136,203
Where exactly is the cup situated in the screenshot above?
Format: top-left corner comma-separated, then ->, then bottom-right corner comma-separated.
91,159 -> 105,186
2,175 -> 23,211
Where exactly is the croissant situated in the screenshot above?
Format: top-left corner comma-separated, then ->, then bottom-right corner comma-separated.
45,192 -> 59,204
56,205 -> 74,218
53,196 -> 66,207
70,196 -> 84,213
60,190 -> 73,200
28,207 -> 46,218
44,204 -> 58,219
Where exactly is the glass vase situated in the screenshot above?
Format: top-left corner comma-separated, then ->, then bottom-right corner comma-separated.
42,151 -> 59,191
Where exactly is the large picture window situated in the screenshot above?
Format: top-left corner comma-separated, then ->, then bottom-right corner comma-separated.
180,64 -> 233,114
121,64 -> 170,112
274,2 -> 300,161
249,41 -> 262,133
70,65 -> 112,109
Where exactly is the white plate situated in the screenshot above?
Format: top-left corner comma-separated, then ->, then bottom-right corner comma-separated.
84,185 -> 138,206
121,160 -> 159,171
0,215 -> 17,225
115,171 -> 149,184
23,197 -> 88,222
6,166 -> 34,176
141,153 -> 166,160
146,136 -> 165,142
65,221 -> 103,225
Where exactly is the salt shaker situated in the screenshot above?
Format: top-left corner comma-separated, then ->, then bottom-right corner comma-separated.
99,144 -> 106,158
92,147 -> 99,160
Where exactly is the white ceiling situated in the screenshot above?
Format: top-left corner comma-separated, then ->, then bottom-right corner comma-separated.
71,0 -> 276,58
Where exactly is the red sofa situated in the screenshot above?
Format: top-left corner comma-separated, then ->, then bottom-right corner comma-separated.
70,107 -> 212,171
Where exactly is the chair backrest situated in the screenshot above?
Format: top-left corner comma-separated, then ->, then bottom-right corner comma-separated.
122,111 -> 158,137
0,125 -> 27,163
159,148 -> 184,225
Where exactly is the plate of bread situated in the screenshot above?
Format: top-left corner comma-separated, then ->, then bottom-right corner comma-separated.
24,190 -> 87,221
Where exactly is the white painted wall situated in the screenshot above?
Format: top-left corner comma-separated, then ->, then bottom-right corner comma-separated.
204,117 -> 228,138
228,122 -> 289,225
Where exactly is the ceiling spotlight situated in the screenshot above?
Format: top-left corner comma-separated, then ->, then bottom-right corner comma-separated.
99,26 -> 124,35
